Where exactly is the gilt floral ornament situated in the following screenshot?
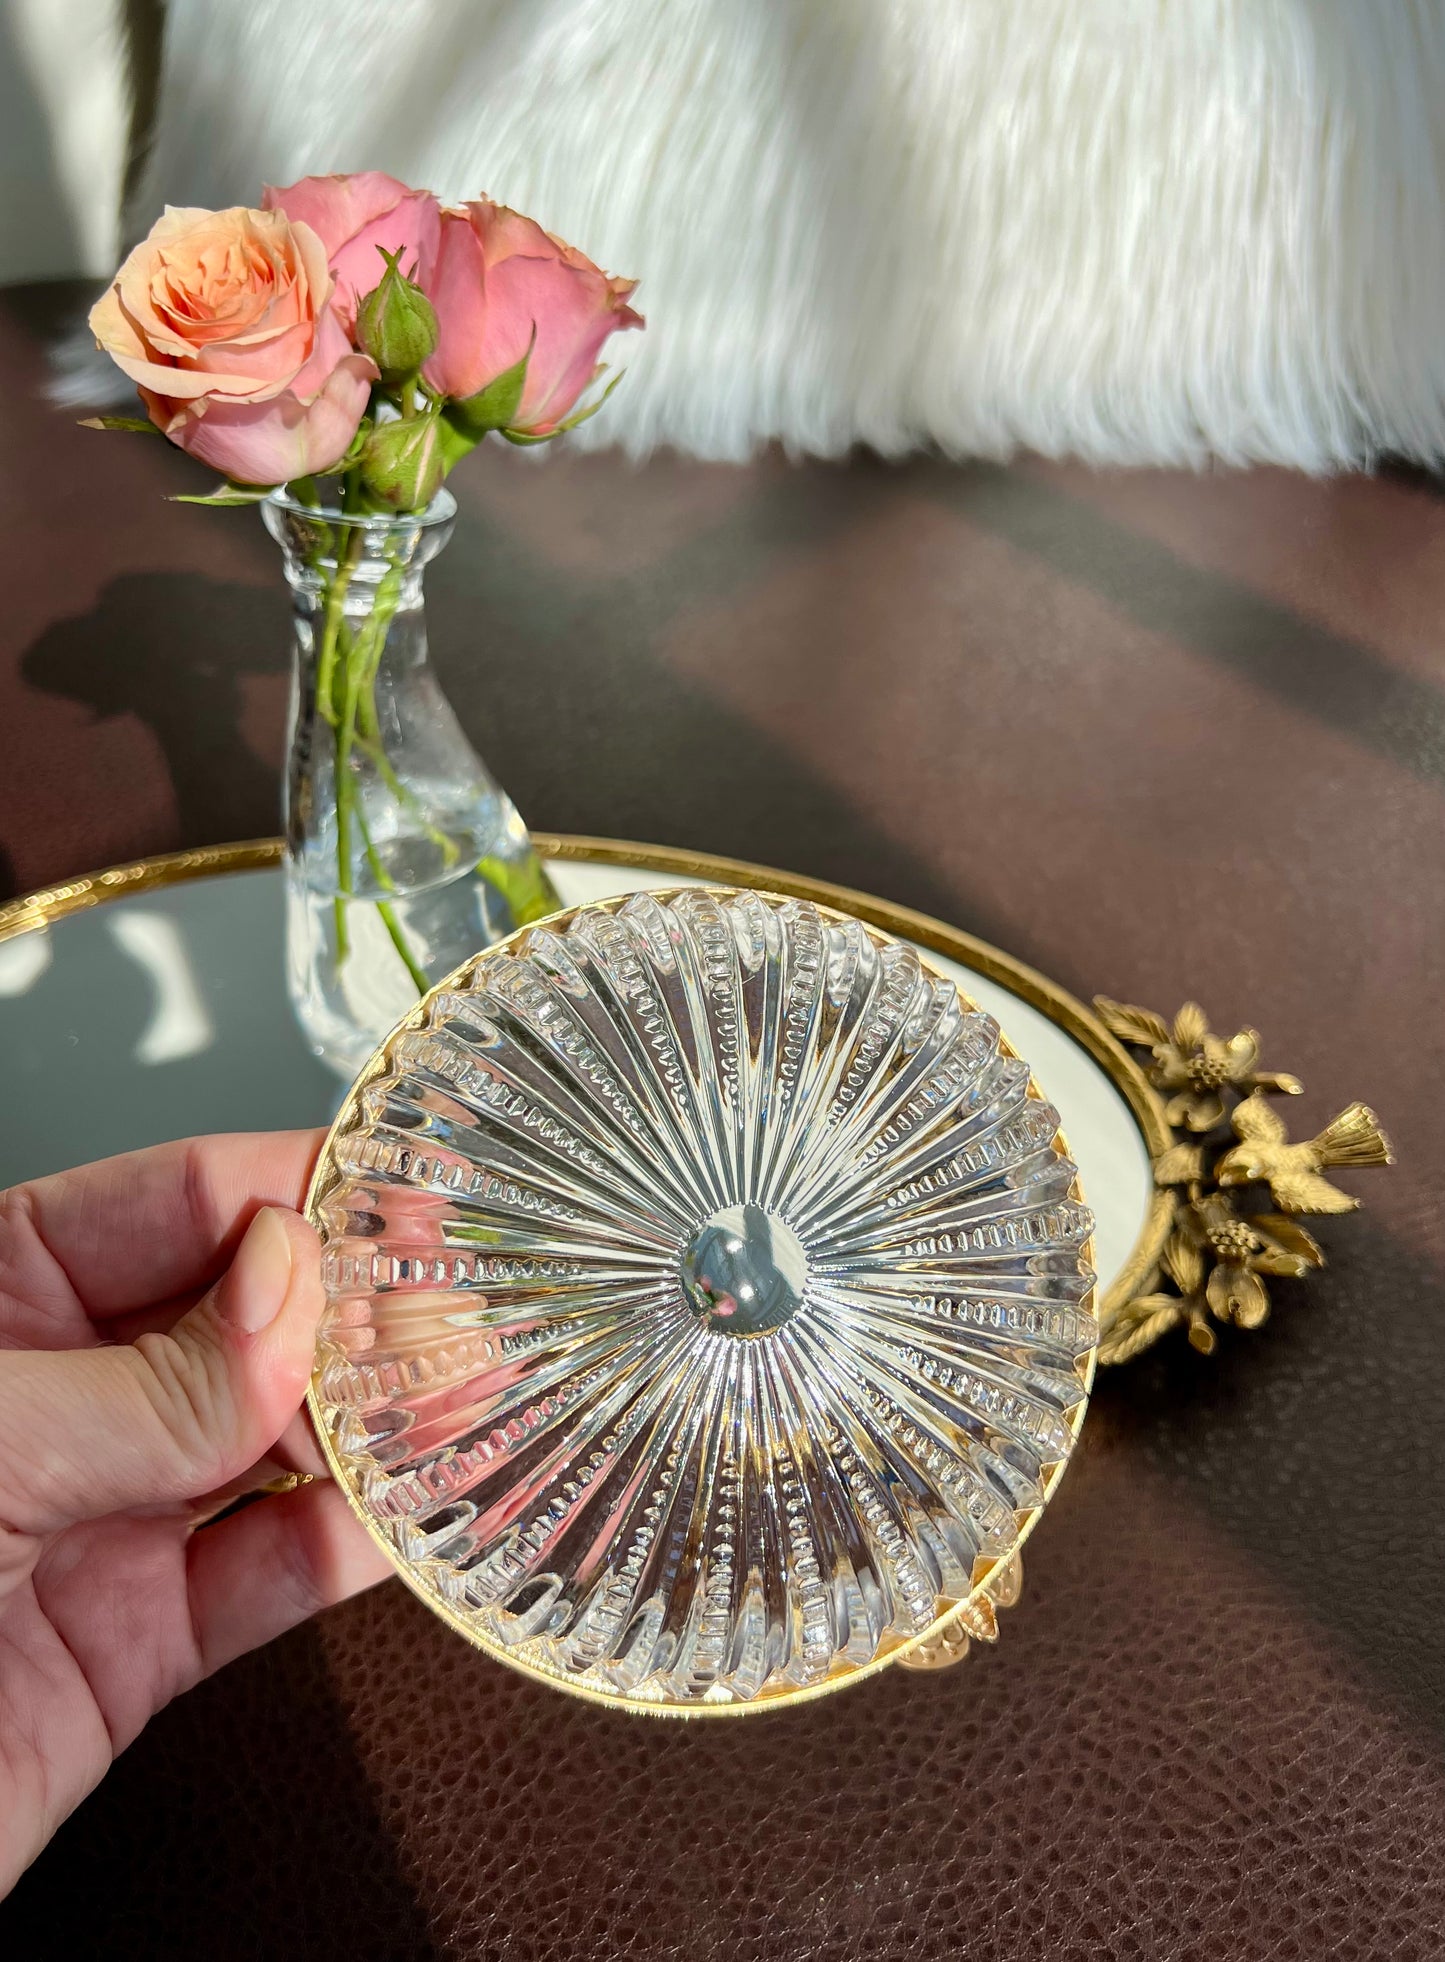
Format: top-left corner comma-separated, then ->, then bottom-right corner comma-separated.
1100,998 -> 1302,1133
1094,997 -> 1391,1366
1112,1196 -> 1325,1359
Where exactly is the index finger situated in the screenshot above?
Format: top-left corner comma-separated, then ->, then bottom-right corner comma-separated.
0,1130 -> 325,1322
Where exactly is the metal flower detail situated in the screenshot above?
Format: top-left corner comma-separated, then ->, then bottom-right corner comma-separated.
1097,1226 -> 1212,1364
1096,998 -> 1301,1132
1094,996 -> 1391,1365
1097,1196 -> 1325,1364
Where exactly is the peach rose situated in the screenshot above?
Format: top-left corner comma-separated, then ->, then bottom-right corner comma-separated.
89,204 -> 375,483
263,171 -> 441,323
422,201 -> 642,435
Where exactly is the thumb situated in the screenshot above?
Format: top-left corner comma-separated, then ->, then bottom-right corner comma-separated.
0,1208 -> 325,1542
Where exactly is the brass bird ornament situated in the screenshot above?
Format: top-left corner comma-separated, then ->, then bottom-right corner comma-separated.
1216,1094 -> 1393,1214
1094,997 -> 1393,1363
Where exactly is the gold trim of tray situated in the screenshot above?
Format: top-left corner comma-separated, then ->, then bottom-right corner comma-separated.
0,833 -> 1173,1315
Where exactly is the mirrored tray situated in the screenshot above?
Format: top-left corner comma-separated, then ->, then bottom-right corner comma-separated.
0,838 -> 1167,1284
305,884 -> 1100,1713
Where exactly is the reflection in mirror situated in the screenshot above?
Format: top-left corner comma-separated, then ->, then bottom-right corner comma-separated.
0,930 -> 52,997
108,910 -> 215,1064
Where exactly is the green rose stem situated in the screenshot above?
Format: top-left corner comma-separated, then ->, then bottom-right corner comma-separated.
305,459 -> 559,1004
341,557 -> 431,995
331,571 -> 365,964
311,480 -> 430,992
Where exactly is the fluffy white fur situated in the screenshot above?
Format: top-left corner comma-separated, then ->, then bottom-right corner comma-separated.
62,0 -> 1445,467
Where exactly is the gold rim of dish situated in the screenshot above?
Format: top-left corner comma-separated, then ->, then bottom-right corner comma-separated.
305,885 -> 1097,1716
0,833 -> 1172,1315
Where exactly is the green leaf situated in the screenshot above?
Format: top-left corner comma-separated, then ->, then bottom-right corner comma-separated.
553,366 -> 625,434
79,415 -> 160,434
169,482 -> 275,506
446,332 -> 534,434
476,851 -> 562,926
436,413 -> 483,475
500,367 -> 627,445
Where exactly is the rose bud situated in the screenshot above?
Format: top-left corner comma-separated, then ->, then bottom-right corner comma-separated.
356,249 -> 439,387
358,411 -> 446,511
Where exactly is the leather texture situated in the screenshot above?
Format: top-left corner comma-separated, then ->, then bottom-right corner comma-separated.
3,283 -> 1443,1959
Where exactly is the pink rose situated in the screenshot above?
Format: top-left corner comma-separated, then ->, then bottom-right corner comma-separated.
422,201 -> 642,434
89,203 -> 375,483
263,171 -> 441,323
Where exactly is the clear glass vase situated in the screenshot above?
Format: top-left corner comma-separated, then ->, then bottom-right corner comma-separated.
264,488 -> 560,1077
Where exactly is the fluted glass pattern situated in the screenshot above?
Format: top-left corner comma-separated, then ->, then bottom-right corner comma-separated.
309,888 -> 1097,1710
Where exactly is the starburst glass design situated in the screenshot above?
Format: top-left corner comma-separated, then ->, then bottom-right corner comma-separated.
308,888 -> 1097,1711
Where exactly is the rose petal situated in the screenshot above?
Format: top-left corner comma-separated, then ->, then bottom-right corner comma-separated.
469,200 -> 556,271
265,174 -> 440,321
144,348 -> 374,484
420,210 -> 490,399
328,194 -> 440,318
264,173 -> 416,255
92,206 -> 333,405
289,306 -> 376,406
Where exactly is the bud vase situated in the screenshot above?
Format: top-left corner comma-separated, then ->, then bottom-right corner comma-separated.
263,488 -> 560,1077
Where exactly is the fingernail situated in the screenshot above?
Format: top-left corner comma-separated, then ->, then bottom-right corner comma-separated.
218,1207 -> 295,1334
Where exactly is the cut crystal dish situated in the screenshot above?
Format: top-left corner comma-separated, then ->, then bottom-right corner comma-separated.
307,887 -> 1097,1712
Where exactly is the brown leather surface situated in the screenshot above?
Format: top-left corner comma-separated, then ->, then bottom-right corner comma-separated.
3,282 -> 1443,1959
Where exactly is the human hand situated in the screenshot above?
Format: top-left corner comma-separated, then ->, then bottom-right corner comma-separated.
0,1132 -> 389,1894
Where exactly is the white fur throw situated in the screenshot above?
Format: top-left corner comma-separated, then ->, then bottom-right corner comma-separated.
74,0 -> 1445,468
